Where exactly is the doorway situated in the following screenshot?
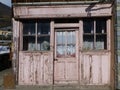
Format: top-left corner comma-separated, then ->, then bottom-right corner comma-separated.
54,28 -> 79,84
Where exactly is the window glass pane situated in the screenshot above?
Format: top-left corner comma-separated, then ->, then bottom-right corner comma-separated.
83,18 -> 107,50
37,36 -> 50,51
83,35 -> 94,50
23,36 -> 35,51
23,21 -> 35,35
96,35 -> 107,49
56,31 -> 65,57
83,19 -> 94,33
67,31 -> 75,57
37,22 -> 50,35
96,19 -> 106,33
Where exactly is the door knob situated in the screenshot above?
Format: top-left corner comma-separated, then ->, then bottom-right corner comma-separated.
54,59 -> 58,61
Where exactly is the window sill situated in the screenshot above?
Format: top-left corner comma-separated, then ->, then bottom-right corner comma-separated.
20,50 -> 51,53
81,50 -> 110,55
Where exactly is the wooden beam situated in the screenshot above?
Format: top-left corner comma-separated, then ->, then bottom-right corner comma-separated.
54,23 -> 79,28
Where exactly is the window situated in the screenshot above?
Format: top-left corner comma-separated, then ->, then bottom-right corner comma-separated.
56,30 -> 76,58
83,18 -> 107,50
23,20 -> 50,51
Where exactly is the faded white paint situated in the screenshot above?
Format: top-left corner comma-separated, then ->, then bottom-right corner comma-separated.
13,4 -> 112,18
12,3 -> 113,88
80,52 -> 110,85
19,51 -> 53,85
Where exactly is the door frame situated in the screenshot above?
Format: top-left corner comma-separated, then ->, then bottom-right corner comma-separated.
53,27 -> 79,84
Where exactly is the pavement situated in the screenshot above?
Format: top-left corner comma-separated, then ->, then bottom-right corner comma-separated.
0,68 -> 12,86
0,68 -> 12,90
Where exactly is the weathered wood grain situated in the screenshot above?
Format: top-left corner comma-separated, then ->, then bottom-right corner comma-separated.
80,52 -> 110,85
13,4 -> 112,19
18,52 -> 53,85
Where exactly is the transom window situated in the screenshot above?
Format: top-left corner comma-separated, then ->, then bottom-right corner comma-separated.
56,30 -> 76,58
83,18 -> 107,50
22,20 -> 50,51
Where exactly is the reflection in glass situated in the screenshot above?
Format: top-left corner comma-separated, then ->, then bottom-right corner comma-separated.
37,36 -> 50,51
83,35 -> 94,50
37,22 -> 50,34
23,22 -> 35,35
56,31 -> 75,58
23,36 -> 35,51
22,20 -> 50,51
96,35 -> 106,49
83,20 -> 94,33
67,31 -> 75,57
96,19 -> 106,33
56,31 -> 65,57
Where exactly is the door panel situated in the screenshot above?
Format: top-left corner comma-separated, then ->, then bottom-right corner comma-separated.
54,29 -> 78,84
54,61 -> 65,80
66,61 -> 78,80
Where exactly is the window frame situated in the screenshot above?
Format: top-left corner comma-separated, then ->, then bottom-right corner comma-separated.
21,20 -> 51,51
82,18 -> 110,51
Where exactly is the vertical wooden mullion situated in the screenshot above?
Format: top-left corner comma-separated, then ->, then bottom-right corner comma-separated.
94,20 -> 96,49
79,20 -> 83,51
50,21 -> 54,51
65,31 -> 67,57
54,30 -> 57,59
79,20 -> 82,84
20,21 -> 23,51
107,19 -> 111,50
36,21 -> 37,50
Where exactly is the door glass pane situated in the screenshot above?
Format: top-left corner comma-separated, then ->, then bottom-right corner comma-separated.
56,31 -> 65,57
67,31 -> 75,57
56,31 -> 76,58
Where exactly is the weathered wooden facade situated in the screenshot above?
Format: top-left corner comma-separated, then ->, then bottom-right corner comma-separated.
12,0 -> 115,90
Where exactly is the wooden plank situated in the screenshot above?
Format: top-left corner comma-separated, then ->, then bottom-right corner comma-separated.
92,55 -> 102,85
13,4 -> 112,18
101,53 -> 110,84
80,54 -> 91,84
37,54 -> 43,85
54,23 -> 79,28
12,18 -> 20,82
82,55 -> 89,84
107,19 -> 111,50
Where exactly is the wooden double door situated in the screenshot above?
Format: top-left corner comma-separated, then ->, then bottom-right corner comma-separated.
54,28 -> 79,84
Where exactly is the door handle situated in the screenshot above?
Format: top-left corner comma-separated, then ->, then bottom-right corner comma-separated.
54,59 -> 58,61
